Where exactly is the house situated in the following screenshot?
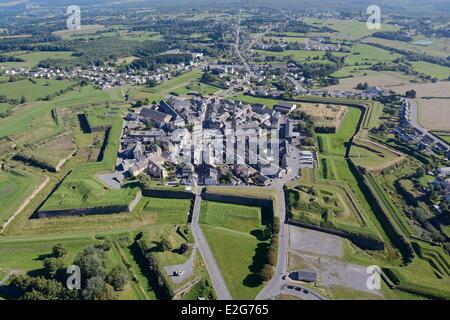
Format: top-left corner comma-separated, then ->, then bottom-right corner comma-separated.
204,167 -> 219,185
148,156 -> 167,179
273,101 -> 297,114
133,141 -> 144,159
291,270 -> 317,283
129,160 -> 148,177
140,107 -> 172,125
254,174 -> 271,186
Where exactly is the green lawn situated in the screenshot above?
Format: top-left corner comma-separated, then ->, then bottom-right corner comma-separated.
411,61 -> 450,80
317,108 -> 361,156
172,81 -> 220,96
133,196 -> 191,225
200,201 -> 264,234
0,169 -> 42,224
200,201 -> 269,300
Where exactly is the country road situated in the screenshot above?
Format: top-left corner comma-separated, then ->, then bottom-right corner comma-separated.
190,189 -> 233,300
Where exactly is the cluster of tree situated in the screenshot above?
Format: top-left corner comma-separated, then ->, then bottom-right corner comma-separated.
8,242 -> 129,300
260,216 -> 280,282
356,82 -> 369,90
407,207 -> 445,242
299,62 -> 339,79
0,35 -> 61,51
0,55 -> 24,63
372,31 -> 413,42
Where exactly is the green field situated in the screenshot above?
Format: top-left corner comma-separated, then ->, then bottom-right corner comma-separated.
366,36 -> 450,59
0,103 -> 10,115
0,79 -> 73,101
0,169 -> 42,224
0,86 -> 116,150
0,233 -> 147,300
200,201 -> 269,300
345,44 -> 401,66
0,51 -> 74,68
172,81 -> 220,96
305,18 -> 399,39
143,70 -> 202,96
411,61 -> 450,80
133,196 -> 191,225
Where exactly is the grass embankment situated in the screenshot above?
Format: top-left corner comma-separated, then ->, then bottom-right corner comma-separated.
0,169 -> 42,224
200,201 -> 271,300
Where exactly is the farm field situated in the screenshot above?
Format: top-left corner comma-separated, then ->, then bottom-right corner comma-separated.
0,51 -> 74,69
391,81 -> 450,98
325,72 -> 418,92
411,61 -> 450,80
0,169 -> 42,224
305,18 -> 399,39
331,67 -> 374,78
0,79 -> 73,101
200,201 -> 269,299
417,99 -> 450,130
345,44 -> 401,66
365,36 -> 450,59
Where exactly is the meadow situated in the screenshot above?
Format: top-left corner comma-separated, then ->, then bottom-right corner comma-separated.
305,18 -> 399,39
0,169 -> 42,224
132,196 -> 191,225
172,81 -> 220,96
200,201 -> 269,300
0,232 -> 149,300
411,61 -> 450,80
366,36 -> 450,59
0,51 -> 74,69
0,79 -> 73,101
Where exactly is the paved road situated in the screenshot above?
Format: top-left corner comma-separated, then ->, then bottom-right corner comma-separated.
256,146 -> 301,300
407,98 -> 450,149
190,189 -> 233,300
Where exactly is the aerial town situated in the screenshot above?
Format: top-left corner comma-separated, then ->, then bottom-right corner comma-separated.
0,0 -> 449,307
